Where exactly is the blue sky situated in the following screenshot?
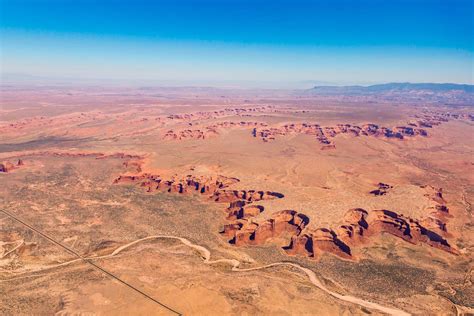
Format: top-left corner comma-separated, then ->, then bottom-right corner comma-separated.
1,0 -> 473,86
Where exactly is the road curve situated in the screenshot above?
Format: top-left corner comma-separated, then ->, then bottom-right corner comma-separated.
2,234 -> 411,316
145,236 -> 412,316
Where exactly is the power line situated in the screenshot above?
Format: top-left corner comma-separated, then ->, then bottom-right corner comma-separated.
0,208 -> 181,316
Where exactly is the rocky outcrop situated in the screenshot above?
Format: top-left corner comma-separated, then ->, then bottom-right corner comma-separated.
369,182 -> 393,196
95,153 -> 143,160
226,205 -> 264,220
114,173 -> 286,229
286,228 -> 352,259
252,123 -> 339,149
362,210 -> 455,253
0,162 -> 13,173
208,121 -> 268,129
114,173 -> 240,196
160,108 -> 470,145
394,126 -> 428,137
163,121 -> 268,141
166,106 -> 275,121
413,110 -> 474,128
221,210 -> 309,246
286,181 -> 457,260
211,190 -> 284,203
420,186 -> 452,236
421,185 -> 446,204
114,170 -> 457,260
163,128 -> 219,140
114,171 -> 297,248
0,159 -> 24,173
286,206 -> 457,260
330,122 -> 428,140
252,121 -> 429,148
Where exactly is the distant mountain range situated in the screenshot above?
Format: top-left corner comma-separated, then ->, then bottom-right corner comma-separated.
309,82 -> 474,95
303,82 -> 474,105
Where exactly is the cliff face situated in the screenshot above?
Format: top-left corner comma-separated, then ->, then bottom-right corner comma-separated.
252,122 -> 429,149
114,167 -> 458,261
221,210 -> 309,246
285,184 -> 457,260
157,109 -> 471,151
163,121 -> 268,141
285,207 -> 456,260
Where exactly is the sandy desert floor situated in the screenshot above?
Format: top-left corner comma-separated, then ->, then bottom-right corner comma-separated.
0,86 -> 473,315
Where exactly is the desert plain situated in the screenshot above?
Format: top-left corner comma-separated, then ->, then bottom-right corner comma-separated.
0,85 -> 473,315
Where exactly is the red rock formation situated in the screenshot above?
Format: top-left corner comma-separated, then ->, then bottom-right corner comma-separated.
114,173 -> 241,196
252,123 -> 335,146
286,204 -> 457,261
166,106 -> 274,121
221,222 -> 244,238
421,185 -> 446,204
115,171 -> 294,249
114,169 -> 457,260
163,128 -> 218,140
226,205 -> 264,220
0,161 -> 21,173
96,153 -> 143,160
422,216 -> 447,233
365,210 -> 455,253
221,210 -> 309,246
286,228 -> 352,259
164,121 -> 268,141
0,162 -> 11,172
369,182 -> 393,196
252,120 -> 429,148
211,190 -> 284,203
413,110 -> 473,128
421,185 -> 452,235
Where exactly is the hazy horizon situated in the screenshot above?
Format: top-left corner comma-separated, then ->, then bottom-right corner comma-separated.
1,0 -> 473,87
7,72 -> 474,90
